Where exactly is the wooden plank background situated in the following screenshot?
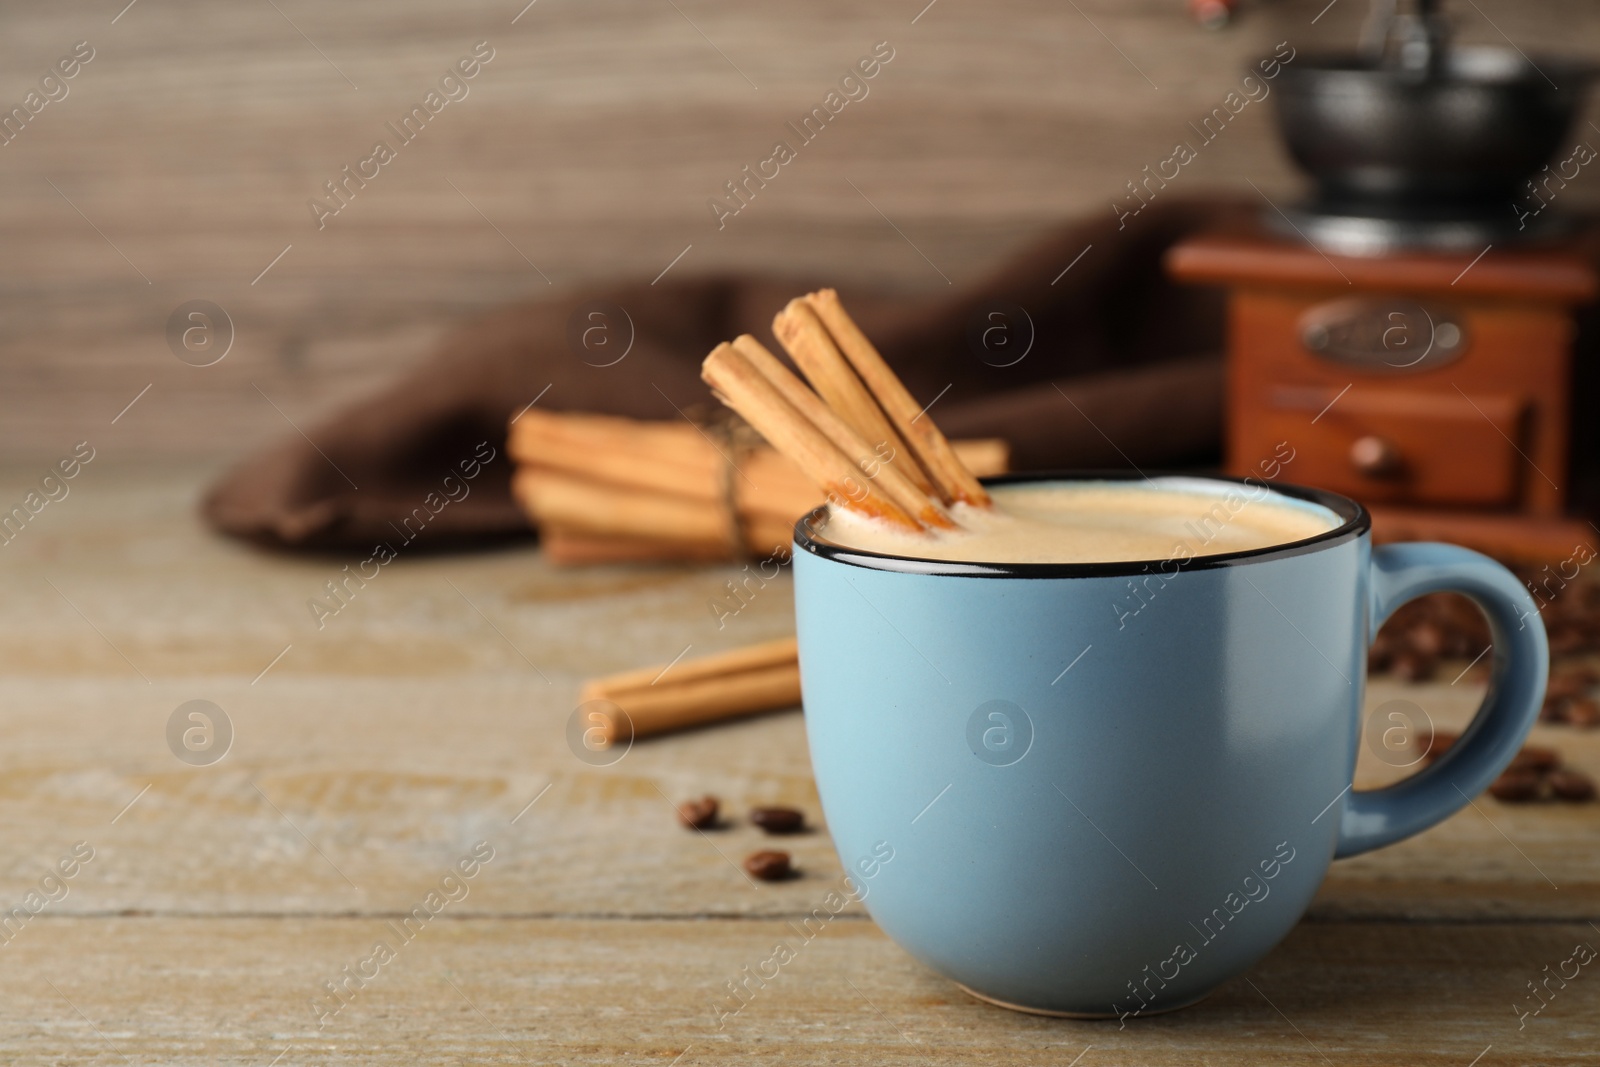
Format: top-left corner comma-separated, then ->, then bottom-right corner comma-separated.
2,0 -> 1597,464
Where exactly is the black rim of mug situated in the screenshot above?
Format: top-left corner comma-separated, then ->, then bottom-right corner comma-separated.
792,470 -> 1371,579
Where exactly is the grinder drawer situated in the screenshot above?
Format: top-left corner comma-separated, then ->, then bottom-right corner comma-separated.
1255,388 -> 1527,507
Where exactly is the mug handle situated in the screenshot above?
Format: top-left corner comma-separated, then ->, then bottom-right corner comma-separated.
1335,543 -> 1549,859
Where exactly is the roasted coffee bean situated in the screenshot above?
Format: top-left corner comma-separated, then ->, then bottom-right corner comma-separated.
1548,769 -> 1597,802
750,806 -> 806,834
1390,651 -> 1436,683
677,795 -> 720,830
1547,666 -> 1597,701
1407,621 -> 1446,659
1487,770 -> 1543,803
1565,697 -> 1600,729
1550,627 -> 1589,657
1385,593 -> 1489,661
743,849 -> 793,881
1540,696 -> 1570,723
1545,676 -> 1579,702
1422,730 -> 1460,762
1368,634 -> 1395,673
1509,745 -> 1561,774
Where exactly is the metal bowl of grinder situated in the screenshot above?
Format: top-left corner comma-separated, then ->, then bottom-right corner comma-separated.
1269,46 -> 1595,255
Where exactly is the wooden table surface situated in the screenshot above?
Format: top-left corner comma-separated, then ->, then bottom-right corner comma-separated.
0,462 -> 1596,1065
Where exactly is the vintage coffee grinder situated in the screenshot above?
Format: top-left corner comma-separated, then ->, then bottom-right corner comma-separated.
1168,0 -> 1599,560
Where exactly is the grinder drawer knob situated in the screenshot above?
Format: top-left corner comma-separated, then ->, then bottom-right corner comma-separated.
1350,435 -> 1404,479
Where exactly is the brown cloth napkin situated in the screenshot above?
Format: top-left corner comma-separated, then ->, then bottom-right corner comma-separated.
203,197 -> 1248,550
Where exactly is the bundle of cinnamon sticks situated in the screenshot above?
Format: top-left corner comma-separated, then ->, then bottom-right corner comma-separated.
509,297 -> 1006,566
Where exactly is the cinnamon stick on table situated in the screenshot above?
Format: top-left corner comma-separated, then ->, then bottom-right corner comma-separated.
508,409 -> 723,501
539,527 -> 741,567
581,637 -> 801,744
513,467 -> 734,544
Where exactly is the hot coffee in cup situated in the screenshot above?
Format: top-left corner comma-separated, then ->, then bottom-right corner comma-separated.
700,292 -> 1547,1018
794,473 -> 1547,1017
820,476 -> 1338,565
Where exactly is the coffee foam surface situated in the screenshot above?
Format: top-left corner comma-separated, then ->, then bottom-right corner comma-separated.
816,478 -> 1342,565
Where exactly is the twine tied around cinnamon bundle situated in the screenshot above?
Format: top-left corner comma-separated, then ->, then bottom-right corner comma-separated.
685,403 -> 768,560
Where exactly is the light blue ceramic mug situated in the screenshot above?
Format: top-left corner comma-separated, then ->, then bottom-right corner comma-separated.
793,472 -> 1547,1018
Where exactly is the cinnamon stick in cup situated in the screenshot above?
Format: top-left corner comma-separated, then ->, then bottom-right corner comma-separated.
702,341 -> 930,532
728,335 -> 955,531
771,299 -> 934,497
700,290 -> 992,538
803,288 -> 991,508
